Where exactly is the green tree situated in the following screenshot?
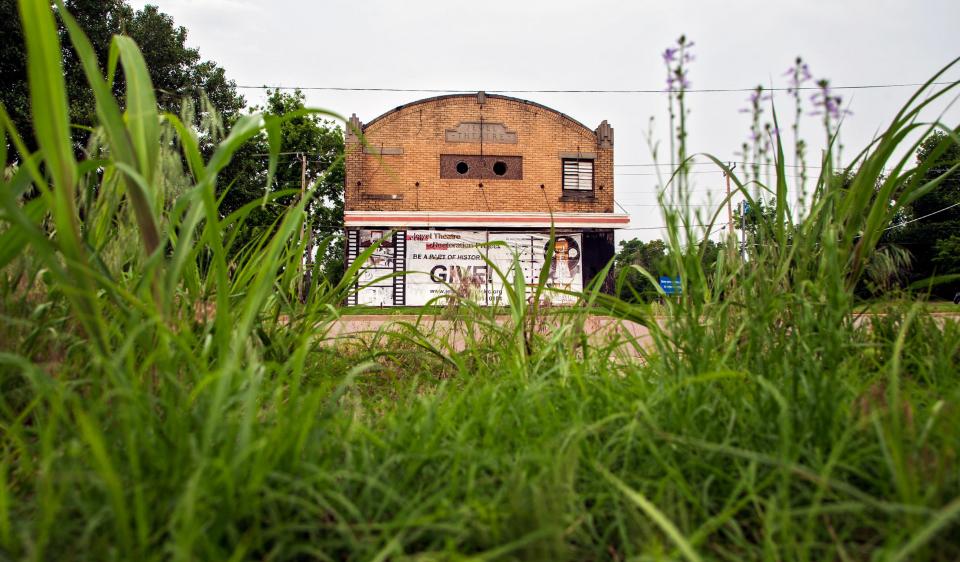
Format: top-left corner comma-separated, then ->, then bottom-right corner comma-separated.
699,238 -> 722,277
1,0 -> 244,157
221,89 -> 346,286
0,0 -> 29,146
734,197 -> 777,238
887,130 -> 960,295
933,234 -> 960,272
614,238 -> 669,302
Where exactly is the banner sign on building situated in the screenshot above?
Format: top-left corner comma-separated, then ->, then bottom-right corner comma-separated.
350,230 -> 582,306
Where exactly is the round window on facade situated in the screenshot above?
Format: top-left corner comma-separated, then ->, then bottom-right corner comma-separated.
492,161 -> 507,176
456,161 -> 469,175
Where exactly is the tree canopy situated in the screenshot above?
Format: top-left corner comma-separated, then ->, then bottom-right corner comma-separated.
614,238 -> 668,302
2,1 -> 348,283
220,90 -> 346,285
887,130 -> 960,295
1,0 -> 245,156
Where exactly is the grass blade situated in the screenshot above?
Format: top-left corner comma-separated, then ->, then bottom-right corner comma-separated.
598,465 -> 703,562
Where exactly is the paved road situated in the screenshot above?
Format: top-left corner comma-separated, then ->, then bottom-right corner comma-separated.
320,311 -> 960,356
321,314 -> 658,356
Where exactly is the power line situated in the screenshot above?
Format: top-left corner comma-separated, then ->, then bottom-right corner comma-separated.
234,82 -> 955,94
617,200 -> 959,234
618,222 -> 730,231
614,161 -> 830,168
625,189 -> 725,194
619,203 -> 723,207
884,201 -> 960,230
616,170 -> 723,176
616,171 -> 809,177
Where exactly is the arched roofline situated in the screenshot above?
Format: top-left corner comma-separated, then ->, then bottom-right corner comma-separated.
361,93 -> 596,135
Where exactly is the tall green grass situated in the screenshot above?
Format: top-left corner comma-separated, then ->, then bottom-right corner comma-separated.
2,2 -> 960,560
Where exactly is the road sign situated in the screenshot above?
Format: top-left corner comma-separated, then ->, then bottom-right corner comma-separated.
659,275 -> 682,296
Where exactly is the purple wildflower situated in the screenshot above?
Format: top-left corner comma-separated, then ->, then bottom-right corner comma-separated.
809,80 -> 852,120
749,89 -> 771,104
739,87 -> 770,113
662,37 -> 694,93
785,59 -> 813,94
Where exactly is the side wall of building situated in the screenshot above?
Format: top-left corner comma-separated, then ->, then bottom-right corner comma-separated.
344,94 -> 614,215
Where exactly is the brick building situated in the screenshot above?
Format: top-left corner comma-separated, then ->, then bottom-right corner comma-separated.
344,92 -> 629,306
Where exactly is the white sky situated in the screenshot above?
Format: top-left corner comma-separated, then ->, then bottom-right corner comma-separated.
132,0 -> 960,242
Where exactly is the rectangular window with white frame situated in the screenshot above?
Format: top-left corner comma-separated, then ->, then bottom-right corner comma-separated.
562,159 -> 594,191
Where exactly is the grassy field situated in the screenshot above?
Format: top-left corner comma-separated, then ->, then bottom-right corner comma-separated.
2,3 -> 960,560
856,300 -> 960,314
346,300 -> 960,318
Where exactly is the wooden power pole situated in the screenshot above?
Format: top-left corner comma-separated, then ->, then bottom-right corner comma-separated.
299,153 -> 314,302
725,162 -> 737,235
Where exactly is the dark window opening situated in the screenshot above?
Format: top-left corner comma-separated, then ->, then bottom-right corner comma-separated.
441,155 -> 522,179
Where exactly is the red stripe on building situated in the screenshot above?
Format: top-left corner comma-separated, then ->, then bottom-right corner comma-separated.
345,215 -> 630,224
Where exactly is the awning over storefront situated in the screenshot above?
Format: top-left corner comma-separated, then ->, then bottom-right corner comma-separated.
344,211 -> 630,230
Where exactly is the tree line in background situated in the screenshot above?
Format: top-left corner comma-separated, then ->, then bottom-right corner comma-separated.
883,131 -> 960,292
1,0 -> 346,284
616,134 -> 960,302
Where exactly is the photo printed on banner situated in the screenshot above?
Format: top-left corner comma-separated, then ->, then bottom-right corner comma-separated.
487,233 -> 582,305
356,230 -> 396,306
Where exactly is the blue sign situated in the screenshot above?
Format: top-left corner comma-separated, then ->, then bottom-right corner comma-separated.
659,276 -> 682,295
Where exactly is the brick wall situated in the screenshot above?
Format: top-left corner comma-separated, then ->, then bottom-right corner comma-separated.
344,93 -> 615,214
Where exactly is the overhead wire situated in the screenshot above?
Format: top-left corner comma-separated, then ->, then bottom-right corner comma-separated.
883,201 -> 960,231
614,161 -> 832,168
233,82 -> 955,94
617,200 -> 960,233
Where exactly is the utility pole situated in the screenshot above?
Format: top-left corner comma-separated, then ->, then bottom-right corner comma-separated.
300,151 -> 307,200
725,162 -> 736,236
740,201 -> 747,260
299,153 -> 313,302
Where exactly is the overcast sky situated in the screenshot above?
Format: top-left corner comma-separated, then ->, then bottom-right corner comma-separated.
132,0 -> 960,241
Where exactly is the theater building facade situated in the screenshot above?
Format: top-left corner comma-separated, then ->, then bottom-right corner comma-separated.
343,92 -> 628,306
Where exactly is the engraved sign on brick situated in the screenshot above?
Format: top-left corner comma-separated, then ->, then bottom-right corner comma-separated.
445,122 -> 517,144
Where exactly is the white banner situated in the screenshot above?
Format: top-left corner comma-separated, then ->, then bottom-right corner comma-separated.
406,230 -> 489,305
353,230 -> 582,306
